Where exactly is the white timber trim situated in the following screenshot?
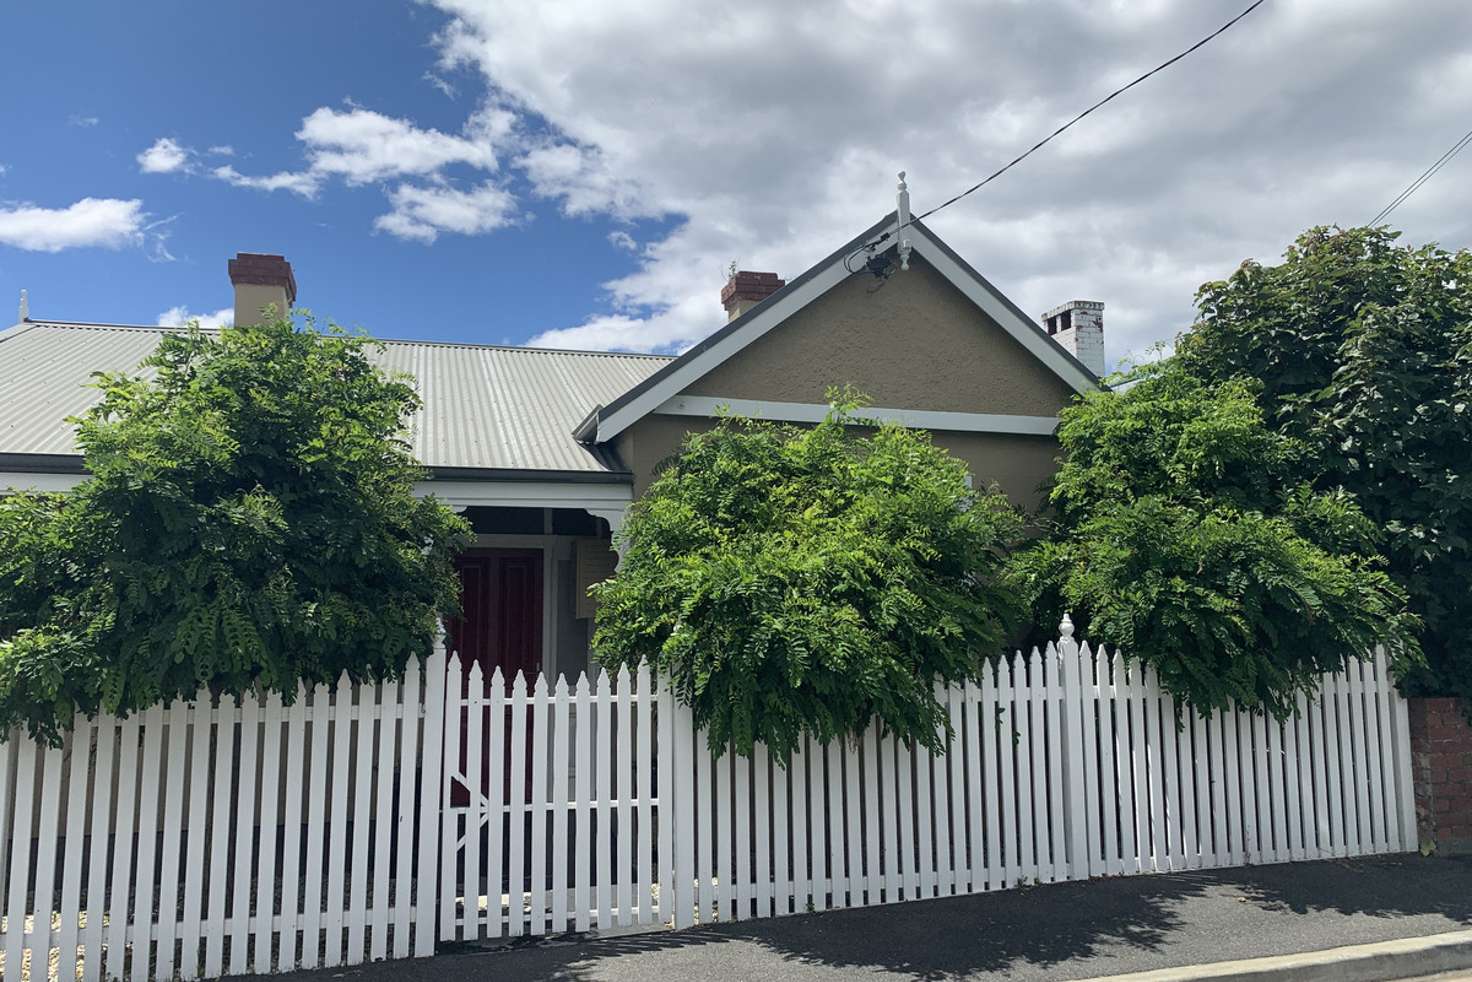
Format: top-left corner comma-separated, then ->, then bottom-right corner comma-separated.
412,478 -> 633,514
589,217 -> 1095,444
654,395 -> 1059,436
1,472 -> 85,493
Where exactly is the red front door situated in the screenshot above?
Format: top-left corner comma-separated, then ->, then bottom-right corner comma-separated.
449,549 -> 543,680
448,549 -> 544,809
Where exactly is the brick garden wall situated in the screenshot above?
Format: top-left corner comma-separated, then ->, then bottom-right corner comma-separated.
1409,697 -> 1472,854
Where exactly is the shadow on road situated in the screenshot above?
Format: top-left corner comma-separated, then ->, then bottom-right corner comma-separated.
269,854 -> 1472,982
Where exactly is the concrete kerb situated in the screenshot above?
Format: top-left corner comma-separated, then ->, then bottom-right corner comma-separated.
1075,929 -> 1472,982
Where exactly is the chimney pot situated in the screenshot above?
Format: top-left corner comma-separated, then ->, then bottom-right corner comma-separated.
228,252 -> 296,327
721,270 -> 784,322
1041,299 -> 1105,377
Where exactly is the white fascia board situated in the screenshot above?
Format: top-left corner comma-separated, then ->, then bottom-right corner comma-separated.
906,224 -> 1096,394
0,471 -> 85,493
592,220 -> 900,443
656,395 -> 1059,436
413,478 -> 633,512
1,470 -> 633,514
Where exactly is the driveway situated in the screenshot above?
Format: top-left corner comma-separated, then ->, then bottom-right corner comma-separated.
255,854 -> 1472,981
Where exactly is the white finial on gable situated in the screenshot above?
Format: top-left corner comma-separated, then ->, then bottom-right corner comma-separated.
895,171 -> 913,272
17,289 -> 28,322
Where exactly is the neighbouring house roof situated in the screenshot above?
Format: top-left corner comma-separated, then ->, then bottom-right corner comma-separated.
0,320 -> 672,480
572,212 -> 1101,445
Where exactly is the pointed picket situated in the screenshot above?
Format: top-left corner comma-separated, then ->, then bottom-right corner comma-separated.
323,677 -> 355,967
695,727 -> 715,921
808,739 -> 830,912
507,672 -> 530,937
1101,653 -> 1118,877
613,666 -> 635,929
57,716 -> 92,982
439,656 -> 465,943
997,655 -> 1019,888
772,740 -> 791,915
736,749 -> 754,917
963,681 -> 986,893
131,705 -> 166,982
6,737 -> 37,982
485,666 -> 508,938
944,685 -> 966,894
550,676 -> 571,934
231,697 -> 263,977
790,737 -> 811,914
756,746 -> 774,918
106,717 -> 140,981
1371,648 -> 1404,852
595,669 -> 614,930
863,724 -> 884,904
154,699 -> 191,979
257,694 -> 288,971
347,686 -> 377,962
1042,646 -> 1066,882
207,696 -> 240,977
1267,711 -> 1288,864
82,719 -> 118,982
573,674 -> 593,933
414,639 -> 449,958
1322,672 -> 1347,857
1282,700 -> 1304,862
399,652 -> 428,958
466,664 -> 489,940
530,674 -> 551,936
370,682 -> 397,960
635,664 -> 655,925
1160,691 -> 1184,873
1141,667 -> 1165,873
843,733 -> 865,905
980,664 -> 1002,890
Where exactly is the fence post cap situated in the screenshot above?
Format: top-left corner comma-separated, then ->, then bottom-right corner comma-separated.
1059,613 -> 1075,640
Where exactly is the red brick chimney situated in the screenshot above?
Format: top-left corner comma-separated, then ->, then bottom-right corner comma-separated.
228,253 -> 297,327
721,270 -> 784,322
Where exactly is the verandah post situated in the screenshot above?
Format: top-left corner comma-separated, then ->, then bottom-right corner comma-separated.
1058,614 -> 1091,880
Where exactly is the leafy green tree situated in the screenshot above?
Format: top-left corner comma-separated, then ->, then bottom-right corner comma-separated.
1176,226 -> 1472,702
591,395 -> 1024,758
0,315 -> 471,743
1008,363 -> 1419,718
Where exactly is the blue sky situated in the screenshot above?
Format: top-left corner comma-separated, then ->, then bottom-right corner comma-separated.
2,1 -> 1470,362
0,2 -> 674,345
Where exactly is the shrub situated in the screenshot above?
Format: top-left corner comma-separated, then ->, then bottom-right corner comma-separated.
591,395 -> 1024,757
0,315 -> 470,743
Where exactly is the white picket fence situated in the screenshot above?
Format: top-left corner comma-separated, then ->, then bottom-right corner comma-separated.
0,647 -> 447,981
442,629 -> 1417,942
0,627 -> 1419,979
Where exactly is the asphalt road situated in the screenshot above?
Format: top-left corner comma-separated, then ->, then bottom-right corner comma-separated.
254,854 -> 1472,982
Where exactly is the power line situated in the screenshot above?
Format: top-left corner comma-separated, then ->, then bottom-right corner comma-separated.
1368,126 -> 1472,226
845,0 -> 1268,275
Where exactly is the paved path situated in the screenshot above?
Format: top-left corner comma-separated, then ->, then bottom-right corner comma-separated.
254,855 -> 1472,982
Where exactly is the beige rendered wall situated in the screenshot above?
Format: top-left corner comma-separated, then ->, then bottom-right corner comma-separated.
615,413 -> 1061,511
683,253 -> 1077,416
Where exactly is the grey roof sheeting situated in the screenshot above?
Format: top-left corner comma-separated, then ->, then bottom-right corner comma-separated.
0,321 -> 672,477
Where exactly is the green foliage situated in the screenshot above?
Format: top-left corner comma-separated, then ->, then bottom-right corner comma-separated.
1008,363 -> 1420,718
0,314 -> 471,743
591,392 -> 1024,758
1177,226 -> 1472,702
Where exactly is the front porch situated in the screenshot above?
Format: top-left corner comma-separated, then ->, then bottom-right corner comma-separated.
443,500 -> 624,683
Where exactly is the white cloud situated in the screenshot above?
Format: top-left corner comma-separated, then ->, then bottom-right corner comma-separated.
157,305 -> 233,330
0,198 -> 145,252
212,165 -> 321,198
68,114 -> 100,128
296,106 -> 501,184
607,229 -> 637,251
422,0 -> 1472,361
136,137 -> 192,174
0,164 -> 7,177
374,181 -> 518,243
207,145 -> 235,156
424,72 -> 458,99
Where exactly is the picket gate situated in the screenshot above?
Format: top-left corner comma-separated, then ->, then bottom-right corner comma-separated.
0,626 -> 1419,979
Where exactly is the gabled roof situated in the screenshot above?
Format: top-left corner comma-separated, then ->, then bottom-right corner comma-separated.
573,212 -> 1100,445
0,321 -> 672,480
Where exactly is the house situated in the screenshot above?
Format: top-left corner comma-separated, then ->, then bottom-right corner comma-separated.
0,200 -> 1103,683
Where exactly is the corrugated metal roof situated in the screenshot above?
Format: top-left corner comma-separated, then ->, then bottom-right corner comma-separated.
0,321 -> 673,476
